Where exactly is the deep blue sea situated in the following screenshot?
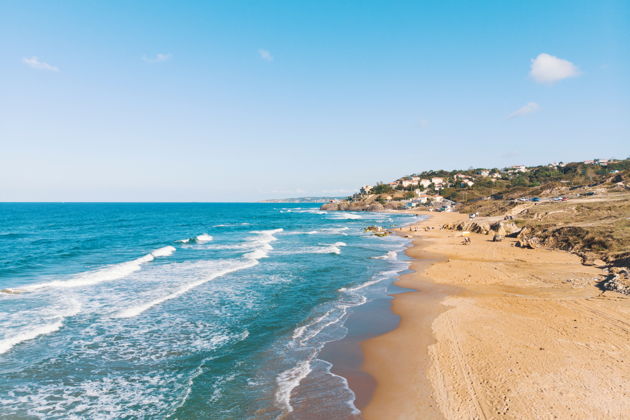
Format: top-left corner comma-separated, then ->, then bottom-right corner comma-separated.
0,203 -> 417,419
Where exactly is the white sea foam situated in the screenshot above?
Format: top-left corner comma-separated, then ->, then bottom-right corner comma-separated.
275,360 -> 312,413
317,242 -> 346,255
281,208 -> 327,215
114,260 -> 256,318
328,212 -> 362,220
115,230 -> 282,318
287,227 -> 350,236
212,222 -> 250,227
319,359 -> 361,416
176,233 -> 213,244
0,298 -> 81,354
151,246 -> 177,257
292,309 -> 336,341
291,308 -> 346,346
339,269 -> 401,293
6,246 -> 176,293
243,229 -> 282,260
372,250 -> 398,260
195,234 -> 213,244
278,241 -> 347,256
0,322 -> 63,355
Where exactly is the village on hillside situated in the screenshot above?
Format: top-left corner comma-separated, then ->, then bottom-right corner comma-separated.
322,157 -> 630,294
332,158 -> 629,212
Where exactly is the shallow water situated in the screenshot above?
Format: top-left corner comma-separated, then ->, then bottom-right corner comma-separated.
0,203 -> 418,419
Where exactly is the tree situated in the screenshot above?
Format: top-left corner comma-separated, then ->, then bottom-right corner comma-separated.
372,182 -> 393,194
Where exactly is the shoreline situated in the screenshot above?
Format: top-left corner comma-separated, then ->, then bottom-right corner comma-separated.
359,211 -> 630,419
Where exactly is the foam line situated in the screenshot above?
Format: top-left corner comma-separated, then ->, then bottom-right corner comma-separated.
3,246 -> 176,293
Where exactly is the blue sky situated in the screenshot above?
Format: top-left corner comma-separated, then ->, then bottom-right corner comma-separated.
1,0 -> 628,201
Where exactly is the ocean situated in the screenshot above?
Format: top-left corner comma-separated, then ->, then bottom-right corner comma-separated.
0,203 -> 417,419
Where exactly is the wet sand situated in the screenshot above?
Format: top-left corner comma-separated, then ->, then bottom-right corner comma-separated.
361,211 -> 630,419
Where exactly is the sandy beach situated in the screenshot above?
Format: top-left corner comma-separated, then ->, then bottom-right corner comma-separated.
361,211 -> 630,419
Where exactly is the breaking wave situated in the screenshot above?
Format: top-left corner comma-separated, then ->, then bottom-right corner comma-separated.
372,250 -> 397,260
3,246 -> 176,293
176,234 -> 213,244
114,230 -> 282,318
328,212 -> 362,220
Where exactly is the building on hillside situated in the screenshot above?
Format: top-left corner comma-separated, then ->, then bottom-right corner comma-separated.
419,179 -> 432,188
413,192 -> 432,203
431,177 -> 444,184
478,169 -> 490,177
399,179 -> 416,188
509,165 -> 528,173
461,179 -> 474,187
360,185 -> 373,194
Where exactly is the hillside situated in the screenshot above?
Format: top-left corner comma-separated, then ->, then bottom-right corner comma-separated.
322,158 -> 630,290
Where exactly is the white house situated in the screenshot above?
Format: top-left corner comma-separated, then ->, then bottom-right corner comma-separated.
360,185 -> 373,194
479,169 -> 490,177
418,179 -> 432,188
509,165 -> 528,173
461,179 -> 474,187
414,191 -> 432,203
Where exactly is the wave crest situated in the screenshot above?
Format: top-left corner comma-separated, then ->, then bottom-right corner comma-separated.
4,246 -> 176,293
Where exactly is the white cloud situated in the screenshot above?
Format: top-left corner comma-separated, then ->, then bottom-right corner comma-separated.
22,56 -> 59,72
258,49 -> 273,62
142,53 -> 172,63
507,102 -> 540,119
530,53 -> 579,84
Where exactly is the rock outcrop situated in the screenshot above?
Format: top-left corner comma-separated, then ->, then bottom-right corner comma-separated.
600,267 -> 630,295
321,199 -> 404,211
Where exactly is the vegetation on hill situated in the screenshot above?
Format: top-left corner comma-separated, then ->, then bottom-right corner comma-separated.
324,158 -> 630,276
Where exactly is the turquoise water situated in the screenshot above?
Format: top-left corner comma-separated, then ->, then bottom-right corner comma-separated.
0,203 -> 416,419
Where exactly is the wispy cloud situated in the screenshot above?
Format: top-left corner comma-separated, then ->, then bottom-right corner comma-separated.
530,53 -> 579,84
507,102 -> 540,119
22,56 -> 59,72
142,53 -> 172,63
258,49 -> 273,62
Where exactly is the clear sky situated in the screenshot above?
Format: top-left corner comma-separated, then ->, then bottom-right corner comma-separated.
1,0 -> 628,201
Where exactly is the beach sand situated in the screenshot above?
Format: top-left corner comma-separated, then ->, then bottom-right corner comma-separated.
361,211 -> 630,419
